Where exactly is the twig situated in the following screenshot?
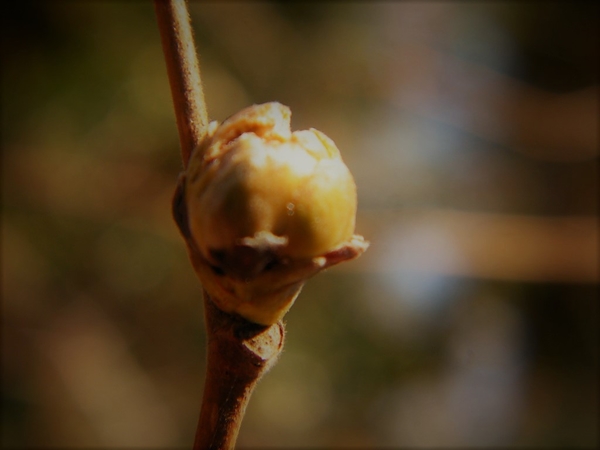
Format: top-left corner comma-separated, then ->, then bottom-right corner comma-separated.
154,0 -> 208,167
154,1 -> 285,449
194,295 -> 284,449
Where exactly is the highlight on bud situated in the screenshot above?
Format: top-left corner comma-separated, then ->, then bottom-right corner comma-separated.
181,102 -> 368,325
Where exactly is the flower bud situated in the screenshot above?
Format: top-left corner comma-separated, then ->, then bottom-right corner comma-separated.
182,102 -> 366,325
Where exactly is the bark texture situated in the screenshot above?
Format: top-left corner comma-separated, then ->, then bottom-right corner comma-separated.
194,295 -> 284,449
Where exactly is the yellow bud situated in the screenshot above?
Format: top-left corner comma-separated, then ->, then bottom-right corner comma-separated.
183,102 -> 365,325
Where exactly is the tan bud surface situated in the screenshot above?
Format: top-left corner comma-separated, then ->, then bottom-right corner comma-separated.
183,102 -> 366,324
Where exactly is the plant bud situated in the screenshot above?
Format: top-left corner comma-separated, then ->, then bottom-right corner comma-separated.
182,102 -> 366,325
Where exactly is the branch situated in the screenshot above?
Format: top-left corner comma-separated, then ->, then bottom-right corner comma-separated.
154,0 -> 208,167
155,2 -> 285,449
155,3 -> 368,448
194,295 -> 284,449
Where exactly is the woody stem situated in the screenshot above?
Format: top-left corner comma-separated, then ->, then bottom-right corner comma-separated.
154,0 -> 208,167
155,1 -> 285,449
193,294 -> 284,450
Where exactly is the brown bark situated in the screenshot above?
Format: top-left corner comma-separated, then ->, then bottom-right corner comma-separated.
154,0 -> 208,167
194,295 -> 284,449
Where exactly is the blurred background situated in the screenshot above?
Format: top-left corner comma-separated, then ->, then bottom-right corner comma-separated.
2,1 -> 598,448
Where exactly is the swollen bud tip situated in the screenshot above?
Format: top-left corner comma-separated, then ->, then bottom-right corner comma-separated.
180,102 -> 367,325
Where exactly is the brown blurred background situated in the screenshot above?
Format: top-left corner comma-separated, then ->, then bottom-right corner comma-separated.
2,1 -> 598,448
